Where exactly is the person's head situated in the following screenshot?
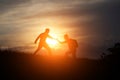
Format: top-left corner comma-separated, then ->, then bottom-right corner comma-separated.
45,28 -> 50,33
64,34 -> 69,40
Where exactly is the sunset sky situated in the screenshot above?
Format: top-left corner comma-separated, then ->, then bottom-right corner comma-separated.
0,0 -> 120,59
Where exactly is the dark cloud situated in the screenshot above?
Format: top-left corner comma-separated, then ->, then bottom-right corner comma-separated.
53,0 -> 120,41
0,0 -> 29,13
76,0 -> 120,58
23,0 -> 120,41
82,0 -> 120,37
0,0 -> 28,4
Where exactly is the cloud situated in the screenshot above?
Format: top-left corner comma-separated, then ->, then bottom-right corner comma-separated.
0,0 -> 101,14
1,0 -> 120,43
29,0 -> 120,40
0,0 -> 30,14
82,0 -> 120,36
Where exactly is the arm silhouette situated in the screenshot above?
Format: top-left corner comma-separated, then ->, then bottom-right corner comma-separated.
47,35 -> 58,40
57,39 -> 67,44
48,35 -> 53,39
34,34 -> 41,44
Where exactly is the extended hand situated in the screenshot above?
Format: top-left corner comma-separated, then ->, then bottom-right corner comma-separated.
56,39 -> 61,43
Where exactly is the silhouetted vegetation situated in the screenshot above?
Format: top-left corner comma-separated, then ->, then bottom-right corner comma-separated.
0,43 -> 120,80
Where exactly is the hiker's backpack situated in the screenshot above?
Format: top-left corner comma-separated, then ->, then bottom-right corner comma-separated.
70,39 -> 78,48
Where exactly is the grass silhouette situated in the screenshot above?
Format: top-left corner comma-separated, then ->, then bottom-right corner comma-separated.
0,48 -> 119,80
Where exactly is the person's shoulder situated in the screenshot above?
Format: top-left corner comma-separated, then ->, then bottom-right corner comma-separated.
40,32 -> 46,35
39,33 -> 44,37
70,38 -> 77,41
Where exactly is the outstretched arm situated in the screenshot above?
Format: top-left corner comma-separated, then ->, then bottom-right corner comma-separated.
48,35 -> 54,39
34,34 -> 40,44
57,39 -> 67,44
47,34 -> 67,44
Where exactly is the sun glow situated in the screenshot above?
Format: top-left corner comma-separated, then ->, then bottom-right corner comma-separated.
46,34 -> 59,48
46,38 -> 58,47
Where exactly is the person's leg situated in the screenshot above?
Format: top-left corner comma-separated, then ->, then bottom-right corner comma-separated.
34,43 -> 42,55
65,50 -> 71,58
44,43 -> 52,56
72,49 -> 76,59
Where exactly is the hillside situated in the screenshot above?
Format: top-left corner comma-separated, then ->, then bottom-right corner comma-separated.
0,49 -> 119,80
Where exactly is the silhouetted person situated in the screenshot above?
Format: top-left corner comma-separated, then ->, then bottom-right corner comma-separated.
58,34 -> 78,59
34,28 -> 54,55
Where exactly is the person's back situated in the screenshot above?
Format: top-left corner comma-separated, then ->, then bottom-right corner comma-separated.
68,39 -> 78,50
